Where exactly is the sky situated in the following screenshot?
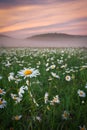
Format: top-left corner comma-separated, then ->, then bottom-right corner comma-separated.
0,0 -> 87,39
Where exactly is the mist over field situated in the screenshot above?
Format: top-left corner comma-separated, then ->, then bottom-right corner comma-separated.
0,33 -> 87,47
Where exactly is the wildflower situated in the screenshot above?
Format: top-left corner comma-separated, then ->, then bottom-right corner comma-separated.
11,93 -> 22,103
12,115 -> 22,120
26,80 -> 30,86
44,92 -> 49,104
51,72 -> 60,79
62,110 -> 70,120
47,105 -> 50,110
15,78 -> 22,84
50,65 -> 56,69
48,77 -> 53,81
77,90 -> 86,97
50,95 -> 60,105
46,67 -> 50,71
18,68 -> 40,79
46,63 -> 49,67
5,61 -> 11,67
8,72 -> 15,82
18,86 -> 28,98
11,93 -> 18,100
0,98 -> 7,108
33,98 -> 39,107
65,75 -> 71,81
0,88 -> 6,95
36,116 -> 41,122
82,100 -> 85,104
79,125 -> 86,130
85,84 -> 87,89
0,76 -> 3,80
10,127 -> 14,130
61,64 -> 67,68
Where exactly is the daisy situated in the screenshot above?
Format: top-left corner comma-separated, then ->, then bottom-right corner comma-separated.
44,92 -> 49,104
65,75 -> 71,81
62,110 -> 69,120
26,80 -> 30,86
46,67 -> 50,71
50,95 -> 60,105
50,65 -> 56,69
79,125 -> 86,130
0,98 -> 7,108
36,116 -> 41,122
18,86 -> 28,98
8,72 -> 15,82
17,68 -> 40,79
51,72 -> 60,79
33,98 -> 39,107
46,63 -> 49,67
5,61 -> 11,67
12,115 -> 22,121
11,93 -> 22,103
0,88 -> 6,95
85,84 -> 87,89
77,90 -> 86,97
0,76 -> 3,80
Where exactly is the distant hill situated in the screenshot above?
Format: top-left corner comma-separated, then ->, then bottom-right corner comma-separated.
0,34 -> 11,38
27,33 -> 87,40
0,33 -> 87,47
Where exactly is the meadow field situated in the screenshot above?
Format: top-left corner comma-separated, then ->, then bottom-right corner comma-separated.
0,48 -> 87,130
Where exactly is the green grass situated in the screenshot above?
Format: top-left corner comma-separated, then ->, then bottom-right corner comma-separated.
0,48 -> 87,130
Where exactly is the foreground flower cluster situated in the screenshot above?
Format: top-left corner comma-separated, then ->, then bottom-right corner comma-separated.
0,48 -> 87,130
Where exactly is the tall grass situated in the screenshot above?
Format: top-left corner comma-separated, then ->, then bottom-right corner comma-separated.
0,48 -> 87,130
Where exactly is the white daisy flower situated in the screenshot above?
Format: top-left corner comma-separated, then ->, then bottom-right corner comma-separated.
65,75 -> 71,81
62,110 -> 69,120
5,61 -> 11,67
18,86 -> 28,98
8,72 -> 15,82
0,98 -> 7,108
61,64 -> 67,68
26,80 -> 30,86
46,63 -> 49,67
50,95 -> 60,105
44,92 -> 49,104
36,116 -> 41,122
79,125 -> 86,130
51,72 -> 60,79
11,93 -> 22,103
50,65 -> 56,69
0,88 -> 6,95
46,67 -> 50,71
12,115 -> 22,121
0,76 -> 3,80
17,68 -> 40,79
33,98 -> 39,107
85,84 -> 87,89
77,90 -> 86,97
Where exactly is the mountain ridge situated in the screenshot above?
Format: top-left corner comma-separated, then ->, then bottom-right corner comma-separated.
27,33 -> 87,40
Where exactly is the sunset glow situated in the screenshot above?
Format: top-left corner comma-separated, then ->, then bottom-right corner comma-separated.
0,0 -> 87,39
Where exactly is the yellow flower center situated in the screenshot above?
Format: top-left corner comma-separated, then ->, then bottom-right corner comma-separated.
80,92 -> 83,95
81,128 -> 85,130
0,89 -> 3,94
13,96 -> 17,100
14,116 -> 19,120
24,70 -> 32,75
0,100 -> 3,105
64,112 -> 68,118
53,98 -> 57,102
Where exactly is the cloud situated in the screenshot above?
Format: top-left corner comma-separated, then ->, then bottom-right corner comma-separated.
0,0 -> 87,38
0,0 -> 79,8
